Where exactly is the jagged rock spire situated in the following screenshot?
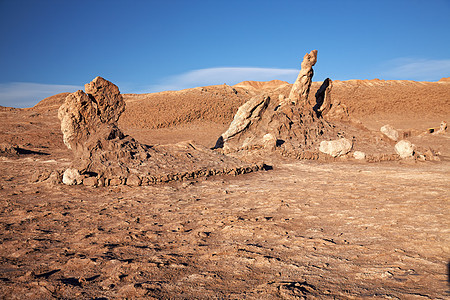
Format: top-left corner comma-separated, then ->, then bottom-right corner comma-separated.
288,49 -> 318,106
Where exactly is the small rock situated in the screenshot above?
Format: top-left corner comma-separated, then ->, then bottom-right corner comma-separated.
395,140 -> 415,158
353,151 -> 366,160
0,143 -> 18,156
83,176 -> 98,187
319,138 -> 352,157
262,133 -> 277,150
126,174 -> 141,186
109,178 -> 122,186
47,171 -> 62,185
380,124 -> 399,141
62,168 -> 81,185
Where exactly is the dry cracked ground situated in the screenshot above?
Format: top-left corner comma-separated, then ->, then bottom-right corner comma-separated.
0,156 -> 449,299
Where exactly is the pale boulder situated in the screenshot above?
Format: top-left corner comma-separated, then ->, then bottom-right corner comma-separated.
62,168 -> 81,185
353,151 -> 366,160
395,140 -> 415,158
380,125 -> 399,141
262,133 -> 277,150
319,138 -> 352,157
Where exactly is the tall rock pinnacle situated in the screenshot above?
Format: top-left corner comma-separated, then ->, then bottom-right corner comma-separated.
288,49 -> 318,106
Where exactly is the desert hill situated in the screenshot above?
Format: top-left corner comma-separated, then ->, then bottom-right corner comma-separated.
29,78 -> 450,134
233,79 -> 290,92
119,78 -> 450,132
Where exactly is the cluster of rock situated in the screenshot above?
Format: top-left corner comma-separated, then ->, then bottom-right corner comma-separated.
215,50 -> 350,158
57,77 -> 261,186
377,124 -> 440,161
0,143 -> 18,156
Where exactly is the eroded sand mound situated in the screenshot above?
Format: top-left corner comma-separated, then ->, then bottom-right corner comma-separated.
120,84 -> 250,129
113,78 -> 450,135
233,79 -> 290,92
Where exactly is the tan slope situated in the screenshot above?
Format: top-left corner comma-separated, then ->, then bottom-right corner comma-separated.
31,78 -> 450,132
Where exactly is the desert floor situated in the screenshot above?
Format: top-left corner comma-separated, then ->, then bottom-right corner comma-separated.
1,82 -> 449,298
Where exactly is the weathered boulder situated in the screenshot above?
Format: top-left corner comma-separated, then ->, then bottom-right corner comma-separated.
353,151 -> 366,160
395,140 -> 415,158
319,138 -> 353,157
381,124 -> 399,141
63,168 -> 82,185
0,143 -> 18,156
58,77 -> 125,151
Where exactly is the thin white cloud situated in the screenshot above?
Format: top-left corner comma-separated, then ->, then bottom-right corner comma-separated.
0,82 -> 82,108
146,67 -> 299,93
382,58 -> 450,81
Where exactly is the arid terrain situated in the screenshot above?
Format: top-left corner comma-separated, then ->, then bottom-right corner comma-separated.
1,76 -> 449,299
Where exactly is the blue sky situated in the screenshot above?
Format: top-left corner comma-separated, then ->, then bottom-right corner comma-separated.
1,0 -> 449,108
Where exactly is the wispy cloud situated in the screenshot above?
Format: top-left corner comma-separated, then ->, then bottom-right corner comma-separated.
0,82 -> 82,108
381,58 -> 450,81
146,67 -> 299,93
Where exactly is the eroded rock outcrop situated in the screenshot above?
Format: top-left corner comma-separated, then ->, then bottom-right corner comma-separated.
215,50 -> 340,158
58,77 -> 261,186
288,50 -> 317,106
313,78 -> 349,121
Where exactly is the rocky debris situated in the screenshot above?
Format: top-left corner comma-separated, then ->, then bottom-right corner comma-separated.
0,143 -> 18,156
58,77 -> 260,186
319,138 -> 353,157
353,151 -> 366,160
215,50 -> 340,158
365,153 -> 401,163
288,50 -> 317,106
415,147 -> 441,161
31,169 -> 63,184
380,124 -> 399,141
395,140 -> 415,158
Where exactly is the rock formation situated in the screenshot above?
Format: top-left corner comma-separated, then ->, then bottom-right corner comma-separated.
313,78 -> 349,120
215,50 -> 343,158
313,78 -> 332,116
58,77 -> 261,186
288,50 -> 317,106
